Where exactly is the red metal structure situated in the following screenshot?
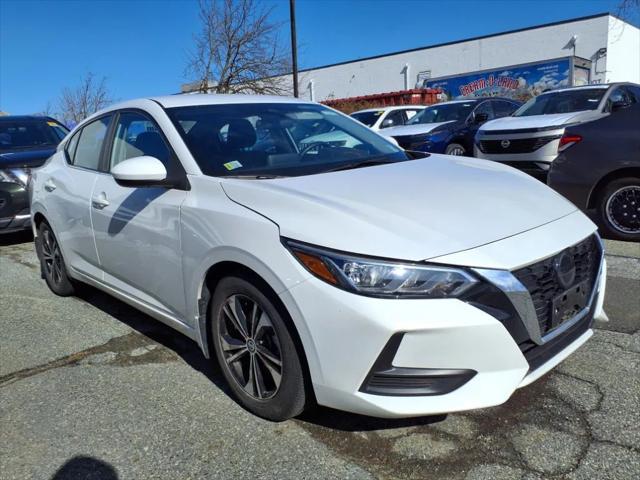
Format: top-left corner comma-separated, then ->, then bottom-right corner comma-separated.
323,88 -> 441,113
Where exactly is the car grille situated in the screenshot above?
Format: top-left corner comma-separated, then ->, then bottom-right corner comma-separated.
478,136 -> 560,154
513,235 -> 601,335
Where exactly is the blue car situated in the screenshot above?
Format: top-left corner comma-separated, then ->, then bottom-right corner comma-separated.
381,97 -> 521,156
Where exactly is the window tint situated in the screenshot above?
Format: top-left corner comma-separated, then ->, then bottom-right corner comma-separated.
0,120 -> 62,151
493,100 -> 518,118
110,112 -> 171,169
474,101 -> 495,120
73,116 -> 111,170
404,109 -> 420,120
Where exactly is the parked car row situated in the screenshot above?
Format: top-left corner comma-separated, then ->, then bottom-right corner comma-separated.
350,82 -> 640,241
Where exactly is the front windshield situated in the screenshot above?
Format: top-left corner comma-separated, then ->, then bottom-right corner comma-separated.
0,120 -> 68,152
407,102 -> 476,125
351,110 -> 383,127
514,89 -> 606,116
167,103 -> 406,177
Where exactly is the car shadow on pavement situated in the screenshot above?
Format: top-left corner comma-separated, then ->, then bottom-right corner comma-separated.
77,285 -> 448,430
75,285 -> 231,396
51,455 -> 118,480
297,406 -> 447,432
0,230 -> 33,246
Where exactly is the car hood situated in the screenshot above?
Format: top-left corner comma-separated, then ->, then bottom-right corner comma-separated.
0,147 -> 56,168
480,111 -> 600,132
380,121 -> 455,138
220,155 -> 577,261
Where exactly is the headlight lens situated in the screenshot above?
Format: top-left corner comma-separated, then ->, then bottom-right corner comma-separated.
0,168 -> 30,187
285,240 -> 479,298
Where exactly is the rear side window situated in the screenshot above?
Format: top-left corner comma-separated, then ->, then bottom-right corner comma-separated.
72,116 -> 112,170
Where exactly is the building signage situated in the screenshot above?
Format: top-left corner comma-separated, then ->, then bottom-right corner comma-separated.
424,58 -> 572,102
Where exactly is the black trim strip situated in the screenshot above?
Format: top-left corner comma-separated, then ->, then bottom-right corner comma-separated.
360,333 -> 477,396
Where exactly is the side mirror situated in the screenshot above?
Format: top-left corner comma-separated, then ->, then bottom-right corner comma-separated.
611,100 -> 631,112
111,156 -> 167,187
473,112 -> 489,124
381,118 -> 394,128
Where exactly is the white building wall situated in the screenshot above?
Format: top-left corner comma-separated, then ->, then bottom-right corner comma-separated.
606,16 -> 640,83
285,15 -> 617,101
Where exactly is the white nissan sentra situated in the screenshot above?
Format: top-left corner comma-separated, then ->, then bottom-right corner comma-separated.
30,94 -> 607,421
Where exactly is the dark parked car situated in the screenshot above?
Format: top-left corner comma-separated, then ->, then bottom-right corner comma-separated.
548,103 -> 640,241
0,116 -> 68,234
380,97 -> 521,156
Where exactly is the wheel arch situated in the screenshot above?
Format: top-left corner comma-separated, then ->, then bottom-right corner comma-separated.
587,167 -> 640,209
197,259 -> 317,401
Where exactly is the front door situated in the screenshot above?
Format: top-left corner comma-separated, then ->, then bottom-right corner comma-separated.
90,111 -> 188,319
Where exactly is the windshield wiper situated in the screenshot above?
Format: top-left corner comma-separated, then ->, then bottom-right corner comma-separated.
323,158 -> 397,173
225,174 -> 286,179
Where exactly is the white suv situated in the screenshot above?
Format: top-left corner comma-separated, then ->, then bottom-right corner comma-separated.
31,94 -> 607,421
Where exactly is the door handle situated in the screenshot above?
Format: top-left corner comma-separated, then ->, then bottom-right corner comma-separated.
91,193 -> 110,209
44,179 -> 56,192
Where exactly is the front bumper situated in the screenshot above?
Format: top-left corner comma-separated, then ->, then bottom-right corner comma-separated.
0,182 -> 30,233
280,229 -> 605,418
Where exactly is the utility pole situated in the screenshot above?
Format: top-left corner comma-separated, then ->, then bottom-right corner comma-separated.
289,0 -> 299,98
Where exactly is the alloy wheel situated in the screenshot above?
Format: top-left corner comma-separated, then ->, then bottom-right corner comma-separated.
41,228 -> 63,285
218,294 -> 283,400
606,185 -> 640,235
448,146 -> 465,156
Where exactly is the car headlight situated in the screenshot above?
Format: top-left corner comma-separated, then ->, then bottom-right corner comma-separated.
284,239 -> 479,298
0,168 -> 30,187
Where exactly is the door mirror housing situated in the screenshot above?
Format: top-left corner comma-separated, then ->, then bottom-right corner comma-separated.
381,118 -> 395,128
611,100 -> 631,112
473,112 -> 489,124
111,156 -> 167,187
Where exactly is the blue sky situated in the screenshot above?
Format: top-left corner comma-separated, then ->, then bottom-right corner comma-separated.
0,0 -> 624,115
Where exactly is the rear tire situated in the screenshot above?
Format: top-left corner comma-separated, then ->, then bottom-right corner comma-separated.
445,143 -> 466,156
596,177 -> 640,241
38,222 -> 75,296
210,275 -> 307,421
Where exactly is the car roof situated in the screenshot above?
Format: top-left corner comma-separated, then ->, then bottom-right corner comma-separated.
541,82 -> 639,95
352,105 -> 426,114
0,115 -> 58,122
150,93 -> 312,109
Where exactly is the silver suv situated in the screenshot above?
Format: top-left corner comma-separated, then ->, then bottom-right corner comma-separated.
474,83 -> 640,179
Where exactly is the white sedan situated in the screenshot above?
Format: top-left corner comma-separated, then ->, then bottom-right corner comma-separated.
350,105 -> 424,131
31,94 -> 607,420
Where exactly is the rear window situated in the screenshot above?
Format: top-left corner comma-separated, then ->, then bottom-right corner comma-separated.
0,120 -> 68,151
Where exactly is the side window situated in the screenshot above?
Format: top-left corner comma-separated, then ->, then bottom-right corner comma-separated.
73,116 -> 112,170
622,87 -> 638,104
493,100 -> 518,118
605,88 -> 631,111
110,112 -> 171,169
64,130 -> 81,165
382,110 -> 406,128
474,101 -> 495,120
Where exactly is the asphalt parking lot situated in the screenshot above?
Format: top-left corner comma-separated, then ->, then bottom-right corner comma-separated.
1,232 -> 638,480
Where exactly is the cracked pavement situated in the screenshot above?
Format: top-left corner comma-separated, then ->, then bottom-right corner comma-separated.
1,231 -> 638,479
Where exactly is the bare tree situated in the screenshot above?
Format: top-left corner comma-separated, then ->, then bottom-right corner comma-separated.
616,0 -> 640,24
187,0 -> 290,95
58,72 -> 112,126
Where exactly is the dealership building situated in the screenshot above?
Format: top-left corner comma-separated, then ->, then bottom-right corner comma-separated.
269,13 -> 640,102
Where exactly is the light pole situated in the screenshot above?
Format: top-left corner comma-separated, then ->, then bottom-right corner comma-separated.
289,0 -> 299,97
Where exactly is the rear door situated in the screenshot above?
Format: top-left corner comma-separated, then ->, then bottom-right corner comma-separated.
43,115 -> 112,279
90,110 -> 189,319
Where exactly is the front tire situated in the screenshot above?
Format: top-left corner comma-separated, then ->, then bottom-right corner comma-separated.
597,177 -> 640,241
210,276 -> 306,421
445,143 -> 466,156
38,222 -> 76,296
